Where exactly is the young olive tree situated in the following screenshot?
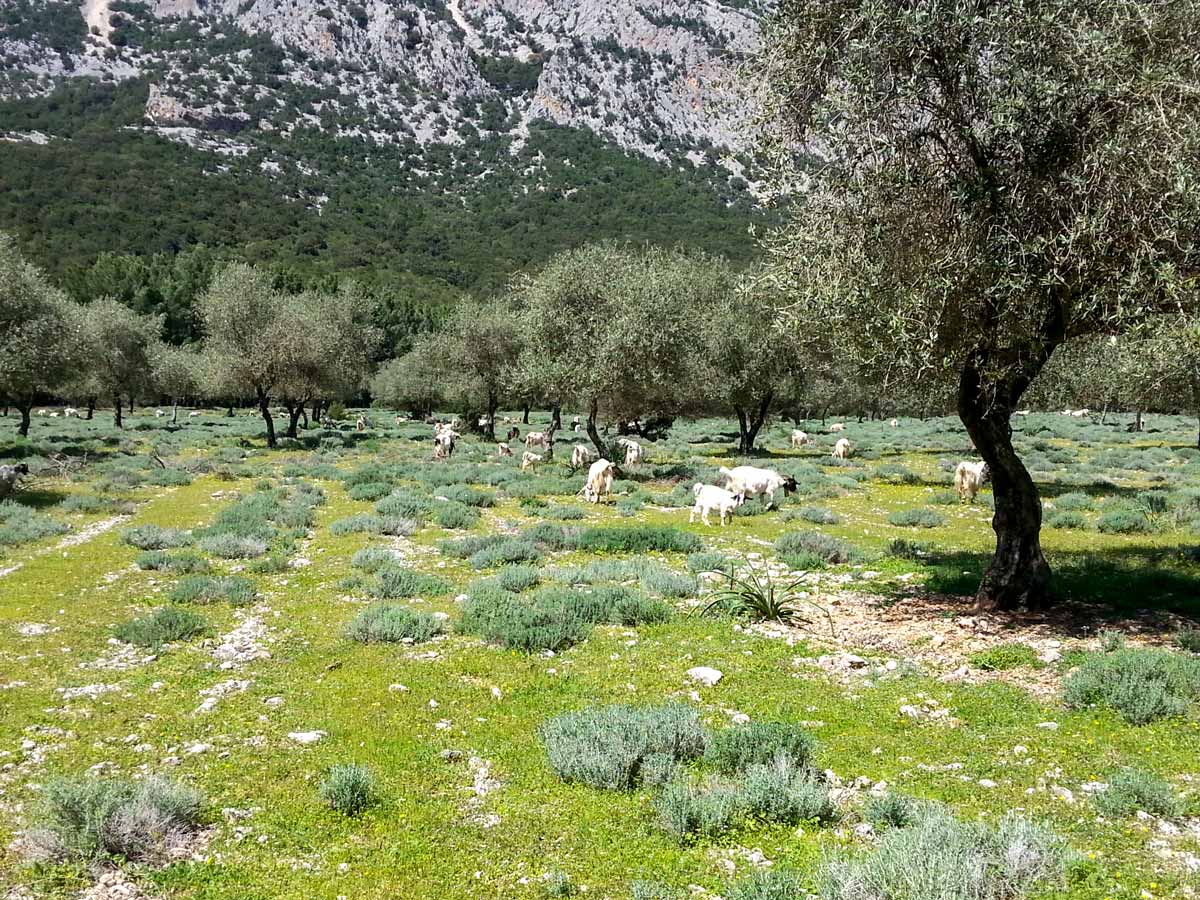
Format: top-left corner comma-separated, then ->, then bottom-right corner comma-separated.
371,334 -> 447,420
0,234 -> 86,436
80,299 -> 163,428
152,343 -> 202,424
517,244 -> 711,458
696,274 -> 809,453
754,1 -> 1200,610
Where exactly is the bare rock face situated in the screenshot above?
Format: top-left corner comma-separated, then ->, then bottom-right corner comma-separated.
1,0 -> 767,166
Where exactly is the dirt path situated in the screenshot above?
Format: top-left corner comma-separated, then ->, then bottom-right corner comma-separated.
0,515 -> 130,580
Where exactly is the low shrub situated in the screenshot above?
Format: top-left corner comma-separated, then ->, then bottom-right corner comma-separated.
375,491 -> 433,520
631,882 -> 684,900
458,587 -> 591,653
742,757 -> 835,824
968,643 -> 1040,671
477,565 -> 541,593
886,539 -> 931,560
1063,647 -> 1200,724
928,490 -> 961,506
639,566 -> 694,598
60,495 -> 134,515
540,704 -> 707,790
346,604 -> 444,644
347,481 -> 394,502
687,551 -> 732,575
1093,768 -> 1181,818
135,550 -> 210,573
795,505 -> 841,525
819,808 -> 1073,900
542,871 -> 577,898
705,722 -> 815,774
248,553 -> 289,574
1096,505 -> 1153,534
197,534 -> 268,559
319,763 -> 377,816
727,871 -> 806,900
1176,626 -> 1200,654
656,779 -> 742,843
169,575 -> 256,606
887,508 -> 945,528
371,565 -> 452,599
1045,509 -> 1088,530
864,791 -> 923,830
350,547 -> 400,573
121,525 -> 191,550
574,526 -> 701,554
30,775 -> 203,863
469,538 -> 543,569
433,501 -> 479,530
1052,491 -> 1095,510
523,522 -> 582,550
774,531 -> 856,566
1099,629 -> 1125,652
114,607 -> 207,648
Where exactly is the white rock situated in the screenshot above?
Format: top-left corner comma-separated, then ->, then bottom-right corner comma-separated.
185,742 -> 212,755
288,730 -> 326,745
978,778 -> 998,788
1050,785 -> 1075,803
686,666 -> 723,686
1036,721 -> 1059,730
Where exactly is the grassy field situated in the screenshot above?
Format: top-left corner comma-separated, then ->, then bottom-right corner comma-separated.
1,409 -> 1198,900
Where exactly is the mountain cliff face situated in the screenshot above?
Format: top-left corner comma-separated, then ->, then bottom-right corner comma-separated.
0,0 -> 768,292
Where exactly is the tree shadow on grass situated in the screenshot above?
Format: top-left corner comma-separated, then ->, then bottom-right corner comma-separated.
917,545 -> 1200,622
5,488 -> 70,510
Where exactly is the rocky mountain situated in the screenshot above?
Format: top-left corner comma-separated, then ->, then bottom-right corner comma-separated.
0,0 -> 769,295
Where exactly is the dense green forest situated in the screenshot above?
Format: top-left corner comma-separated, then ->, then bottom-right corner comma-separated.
0,77 -> 762,347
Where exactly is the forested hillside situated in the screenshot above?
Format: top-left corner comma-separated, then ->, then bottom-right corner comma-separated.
0,0 -> 768,325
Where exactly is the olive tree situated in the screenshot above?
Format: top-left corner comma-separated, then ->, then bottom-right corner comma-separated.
80,299 -> 163,428
152,343 -> 202,424
371,336 -> 446,420
754,0 -> 1200,610
0,234 -> 86,436
695,274 -> 810,453
517,244 -> 712,457
198,264 -> 381,446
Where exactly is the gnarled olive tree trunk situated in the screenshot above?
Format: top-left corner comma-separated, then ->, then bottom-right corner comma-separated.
958,362 -> 1053,611
734,391 -> 773,455
256,387 -> 277,448
113,394 -> 123,429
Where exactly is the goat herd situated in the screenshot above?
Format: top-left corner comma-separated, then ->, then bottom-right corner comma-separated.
417,416 -> 992,527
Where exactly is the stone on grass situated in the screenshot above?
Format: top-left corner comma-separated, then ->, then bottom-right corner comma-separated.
686,666 -> 723,687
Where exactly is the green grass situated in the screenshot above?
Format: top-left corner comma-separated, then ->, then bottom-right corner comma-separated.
3,411 -> 1200,899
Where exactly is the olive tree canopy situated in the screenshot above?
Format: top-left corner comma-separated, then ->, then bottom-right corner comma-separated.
79,298 -> 163,428
0,234 -> 86,436
517,243 -> 715,456
753,0 -> 1200,609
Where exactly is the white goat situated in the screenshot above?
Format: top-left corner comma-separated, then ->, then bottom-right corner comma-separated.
583,458 -> 616,503
521,451 -> 543,471
718,465 -> 798,509
790,429 -> 810,448
954,460 -> 989,503
188,410 -> 202,417
832,437 -> 852,460
829,423 -> 846,433
690,483 -> 743,526
889,418 -> 899,428
617,437 -> 643,466
496,442 -> 513,457
525,430 -> 552,451
63,407 -> 78,418
571,444 -> 596,468
155,409 -> 165,418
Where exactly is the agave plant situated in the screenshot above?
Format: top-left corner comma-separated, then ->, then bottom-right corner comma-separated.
699,556 -> 835,638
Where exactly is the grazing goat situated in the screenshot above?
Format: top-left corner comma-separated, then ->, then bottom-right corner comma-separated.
48,412 -> 59,418
954,460 -> 989,503
34,409 -> 47,417
432,426 -> 459,460
521,451 -> 543,471
506,426 -> 520,442
690,483 -> 743,527
718,465 -> 798,509
832,438 -> 851,460
188,411 -> 202,417
570,444 -> 596,468
790,430 -> 810,448
889,418 -> 898,428
525,430 -> 553,451
583,458 -> 616,503
497,442 -> 513,457
356,416 -> 368,433
829,423 -> 846,433
0,463 -> 29,500
63,407 -> 78,418
155,409 -> 165,418
617,437 -> 643,466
